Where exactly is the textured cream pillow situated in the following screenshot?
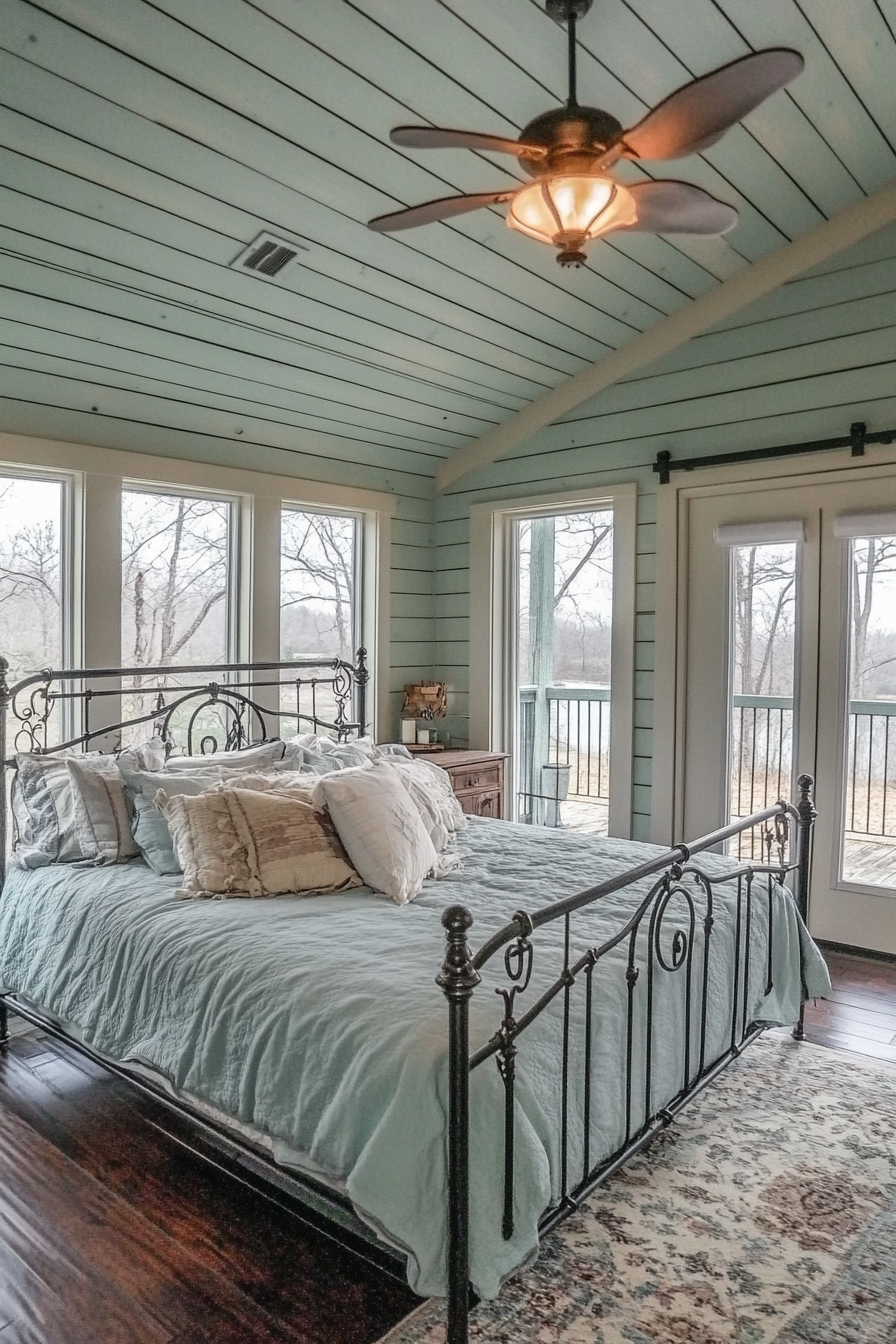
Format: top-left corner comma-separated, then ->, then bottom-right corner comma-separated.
158,782 -> 361,899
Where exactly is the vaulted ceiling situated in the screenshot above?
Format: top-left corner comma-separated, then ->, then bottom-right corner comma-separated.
2,0 -> 895,494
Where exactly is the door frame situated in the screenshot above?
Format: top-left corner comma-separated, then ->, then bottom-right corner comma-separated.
469,482 -> 636,838
653,445 -> 896,848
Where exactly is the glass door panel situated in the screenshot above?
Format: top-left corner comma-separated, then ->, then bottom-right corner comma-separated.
727,541 -> 798,858
841,534 -> 896,890
513,509 -> 613,832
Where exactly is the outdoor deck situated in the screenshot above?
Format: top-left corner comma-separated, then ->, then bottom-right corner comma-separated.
550,800 -> 896,891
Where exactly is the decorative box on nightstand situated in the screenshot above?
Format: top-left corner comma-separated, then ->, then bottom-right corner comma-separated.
416,749 -> 508,820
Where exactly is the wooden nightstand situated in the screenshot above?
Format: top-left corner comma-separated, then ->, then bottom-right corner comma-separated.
420,749 -> 508,820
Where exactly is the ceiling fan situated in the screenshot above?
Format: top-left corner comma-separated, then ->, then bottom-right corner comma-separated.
368,0 -> 803,267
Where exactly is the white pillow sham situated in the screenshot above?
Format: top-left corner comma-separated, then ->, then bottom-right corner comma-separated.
12,736 -> 165,868
67,756 -> 141,864
387,758 -> 467,853
311,761 -> 438,905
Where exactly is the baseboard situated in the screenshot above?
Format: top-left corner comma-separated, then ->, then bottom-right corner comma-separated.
817,939 -> 896,965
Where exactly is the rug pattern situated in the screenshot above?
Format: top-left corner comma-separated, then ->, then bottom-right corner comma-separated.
381,1037 -> 896,1343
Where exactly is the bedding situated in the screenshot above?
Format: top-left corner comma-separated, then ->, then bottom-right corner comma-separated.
162,741 -> 286,772
0,817 -> 830,1299
11,750 -> 103,867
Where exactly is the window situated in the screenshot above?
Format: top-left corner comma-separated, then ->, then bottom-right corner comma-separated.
280,507 -> 359,663
727,541 -> 798,856
470,484 -> 636,840
842,532 -> 896,885
0,472 -> 68,691
514,509 -> 614,832
279,506 -> 360,735
120,487 -> 234,746
121,487 -> 233,669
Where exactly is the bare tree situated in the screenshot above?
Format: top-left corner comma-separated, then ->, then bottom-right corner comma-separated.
0,481 -> 62,684
121,492 -> 229,672
733,546 -> 796,696
851,537 -> 896,697
280,511 -> 356,660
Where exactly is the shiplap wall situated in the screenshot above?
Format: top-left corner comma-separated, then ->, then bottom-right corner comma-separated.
436,221 -> 896,841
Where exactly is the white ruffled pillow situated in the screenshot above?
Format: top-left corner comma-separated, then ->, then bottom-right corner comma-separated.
311,761 -> 438,905
386,758 -> 467,853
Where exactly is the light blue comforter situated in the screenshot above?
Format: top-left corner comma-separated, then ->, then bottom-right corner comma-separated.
0,818 -> 829,1298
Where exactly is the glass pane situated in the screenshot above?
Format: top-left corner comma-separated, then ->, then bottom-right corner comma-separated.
515,509 -> 613,833
0,475 -> 64,687
280,508 -> 358,736
728,542 -> 797,858
842,535 -> 896,889
121,490 -> 231,745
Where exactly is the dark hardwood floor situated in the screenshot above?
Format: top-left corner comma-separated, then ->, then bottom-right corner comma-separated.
1,947 -> 894,1343
802,946 -> 896,1064
0,1027 -> 419,1344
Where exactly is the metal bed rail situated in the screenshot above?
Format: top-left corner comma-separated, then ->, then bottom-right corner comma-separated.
437,776 -> 816,1344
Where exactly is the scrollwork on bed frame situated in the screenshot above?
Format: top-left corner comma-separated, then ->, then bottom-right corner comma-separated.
438,778 -> 816,1344
0,649 -> 368,887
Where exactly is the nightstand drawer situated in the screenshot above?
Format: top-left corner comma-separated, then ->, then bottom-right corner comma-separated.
447,763 -> 502,795
458,789 -> 502,819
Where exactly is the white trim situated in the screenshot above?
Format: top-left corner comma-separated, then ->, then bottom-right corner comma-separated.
469,482 -> 636,838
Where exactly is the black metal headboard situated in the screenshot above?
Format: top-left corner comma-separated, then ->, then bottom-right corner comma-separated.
0,649 -> 368,884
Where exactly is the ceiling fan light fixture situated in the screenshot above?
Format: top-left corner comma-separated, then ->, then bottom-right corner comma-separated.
508,174 -> 637,265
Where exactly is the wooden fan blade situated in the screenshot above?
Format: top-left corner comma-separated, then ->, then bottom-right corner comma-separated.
367,190 -> 515,233
390,125 -> 545,158
623,49 -> 804,161
622,180 -> 738,235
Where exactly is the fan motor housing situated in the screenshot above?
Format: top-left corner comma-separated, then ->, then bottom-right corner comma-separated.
518,106 -> 625,175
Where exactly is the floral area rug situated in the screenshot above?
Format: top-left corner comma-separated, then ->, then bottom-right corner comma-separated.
379,1036 -> 896,1344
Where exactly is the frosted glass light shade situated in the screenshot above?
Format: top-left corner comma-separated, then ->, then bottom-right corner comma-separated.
508,175 -> 638,264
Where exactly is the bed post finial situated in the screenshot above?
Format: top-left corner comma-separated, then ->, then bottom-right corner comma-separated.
355,647 -> 369,737
437,906 -> 480,1344
793,774 -> 816,1042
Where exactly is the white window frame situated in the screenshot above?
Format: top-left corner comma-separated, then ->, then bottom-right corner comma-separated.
0,433 -> 393,743
652,444 -> 896,847
0,461 -> 78,698
469,483 -> 637,838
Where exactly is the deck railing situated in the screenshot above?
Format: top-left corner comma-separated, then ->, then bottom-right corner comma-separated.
519,686 -> 896,843
518,685 -> 609,824
731,694 -> 896,847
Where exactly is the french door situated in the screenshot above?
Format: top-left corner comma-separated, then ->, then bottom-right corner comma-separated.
679,463 -> 896,953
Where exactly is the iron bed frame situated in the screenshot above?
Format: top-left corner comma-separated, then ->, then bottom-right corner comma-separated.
0,652 -> 817,1344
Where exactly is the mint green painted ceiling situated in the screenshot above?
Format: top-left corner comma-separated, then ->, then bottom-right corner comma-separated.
1,0 -> 895,487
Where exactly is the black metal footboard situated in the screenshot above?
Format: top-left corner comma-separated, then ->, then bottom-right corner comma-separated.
437,777 -> 817,1344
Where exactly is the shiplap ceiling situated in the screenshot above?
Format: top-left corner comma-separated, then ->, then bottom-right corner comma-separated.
2,0 -> 896,493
